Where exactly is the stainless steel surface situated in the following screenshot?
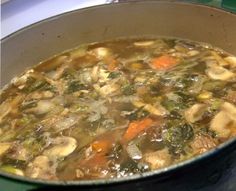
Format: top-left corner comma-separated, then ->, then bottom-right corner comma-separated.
1,0 -> 107,38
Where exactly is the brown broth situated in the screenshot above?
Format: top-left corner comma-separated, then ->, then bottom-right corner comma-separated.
0,37 -> 236,181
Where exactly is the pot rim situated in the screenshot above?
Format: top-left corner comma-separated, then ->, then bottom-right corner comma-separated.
1,0 -> 236,186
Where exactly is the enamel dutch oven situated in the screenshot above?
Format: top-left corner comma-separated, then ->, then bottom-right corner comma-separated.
1,1 -> 236,191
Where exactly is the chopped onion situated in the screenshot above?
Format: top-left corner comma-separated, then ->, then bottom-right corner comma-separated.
142,149 -> 171,170
134,41 -> 154,47
126,144 -> 142,160
26,91 -> 54,100
187,50 -> 200,56
98,68 -> 110,83
87,100 -> 108,122
53,114 -> 79,132
94,83 -> 120,97
26,155 -> 56,179
90,47 -> 110,59
132,100 -> 168,116
91,66 -> 99,82
25,100 -> 54,115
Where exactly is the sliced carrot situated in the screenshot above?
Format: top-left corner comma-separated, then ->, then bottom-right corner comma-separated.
80,140 -> 111,169
80,153 -> 108,169
91,140 -> 112,153
150,55 -> 177,70
122,118 -> 153,143
79,129 -> 123,171
106,57 -> 119,71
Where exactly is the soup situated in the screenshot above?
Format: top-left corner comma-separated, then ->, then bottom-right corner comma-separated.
0,38 -> 236,181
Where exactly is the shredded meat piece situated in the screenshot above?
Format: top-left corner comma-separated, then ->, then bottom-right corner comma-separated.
190,134 -> 217,154
142,149 -> 172,170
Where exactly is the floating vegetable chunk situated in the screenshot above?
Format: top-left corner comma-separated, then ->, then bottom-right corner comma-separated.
185,104 -> 207,123
26,155 -> 56,180
0,37 -> 236,181
43,136 -> 77,159
142,149 -> 172,170
210,102 -> 236,138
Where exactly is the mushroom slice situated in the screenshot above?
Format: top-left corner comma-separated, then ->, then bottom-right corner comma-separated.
206,64 -> 234,81
221,102 -> 236,120
184,103 -> 207,123
26,155 -> 56,180
210,111 -> 232,139
142,149 -> 172,170
43,136 -> 77,159
210,102 -> 236,138
224,56 -> 236,68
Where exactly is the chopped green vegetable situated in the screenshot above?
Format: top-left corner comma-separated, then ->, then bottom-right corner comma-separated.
209,98 -> 223,111
203,80 -> 227,97
161,95 -> 187,112
0,130 -> 16,142
175,74 -> 200,89
164,39 -> 176,48
162,100 -> 180,111
18,115 -> 35,127
66,80 -> 87,93
2,156 -> 28,169
22,77 -> 54,93
22,137 -> 43,156
124,107 -> 149,121
169,111 -> 182,119
108,71 -> 121,79
122,84 -> 136,95
198,127 -> 216,138
62,68 -> 77,80
20,100 -> 37,110
163,123 -> 194,154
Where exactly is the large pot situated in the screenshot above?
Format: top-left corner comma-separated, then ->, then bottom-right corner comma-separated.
1,1 -> 236,191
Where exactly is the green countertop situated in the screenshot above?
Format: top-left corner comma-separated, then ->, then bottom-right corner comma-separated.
0,178 -> 37,191
189,0 -> 236,12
